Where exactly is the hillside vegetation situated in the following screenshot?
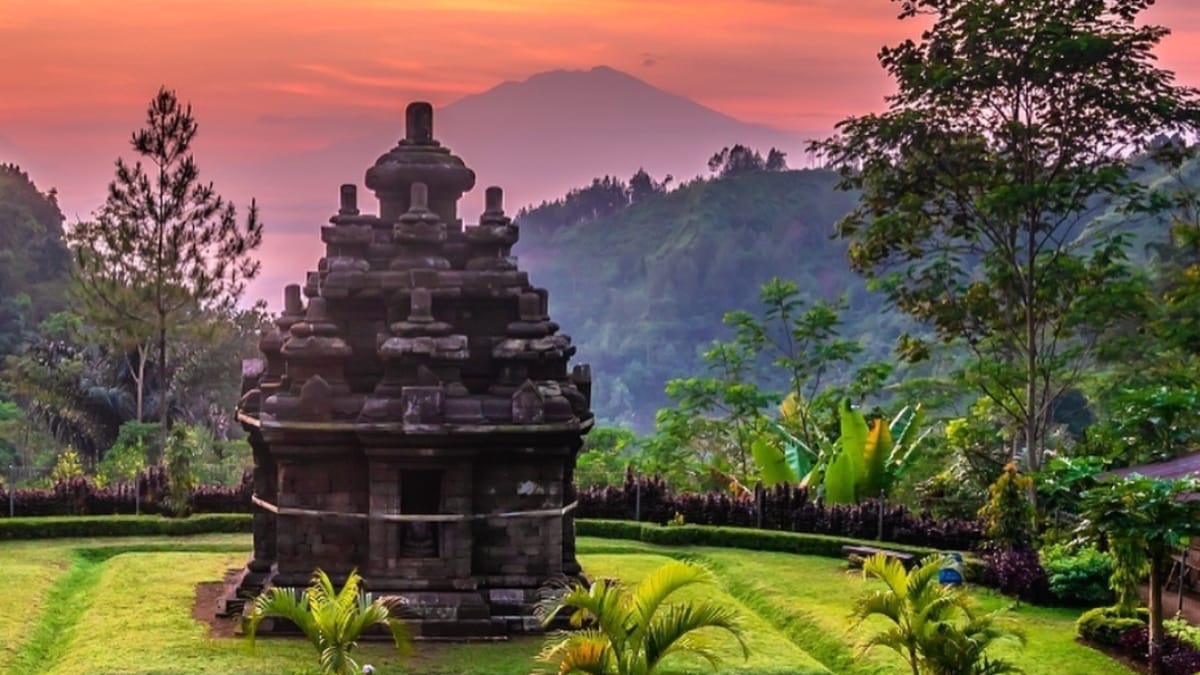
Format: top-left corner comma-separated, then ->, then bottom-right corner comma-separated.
522,169 -> 900,427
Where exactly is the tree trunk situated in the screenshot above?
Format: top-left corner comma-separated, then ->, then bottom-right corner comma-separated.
157,322 -> 168,463
134,343 -> 146,423
1149,555 -> 1165,675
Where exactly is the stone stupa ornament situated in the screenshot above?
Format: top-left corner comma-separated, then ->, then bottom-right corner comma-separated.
225,102 -> 594,639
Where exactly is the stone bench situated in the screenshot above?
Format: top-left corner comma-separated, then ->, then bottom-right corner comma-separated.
842,544 -> 917,568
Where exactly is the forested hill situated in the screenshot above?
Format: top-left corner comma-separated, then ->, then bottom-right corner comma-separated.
519,169 -> 905,428
0,165 -> 71,358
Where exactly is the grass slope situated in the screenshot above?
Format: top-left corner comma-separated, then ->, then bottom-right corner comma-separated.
0,534 -> 1129,675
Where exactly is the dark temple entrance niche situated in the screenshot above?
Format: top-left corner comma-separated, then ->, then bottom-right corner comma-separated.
399,470 -> 442,558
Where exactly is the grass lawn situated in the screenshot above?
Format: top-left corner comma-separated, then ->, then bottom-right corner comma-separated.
0,533 -> 1130,675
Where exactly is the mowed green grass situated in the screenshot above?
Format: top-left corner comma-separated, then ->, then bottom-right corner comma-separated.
0,534 -> 1130,675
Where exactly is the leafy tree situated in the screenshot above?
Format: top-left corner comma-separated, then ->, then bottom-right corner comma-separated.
707,145 -> 764,178
576,426 -> 645,487
655,338 -> 775,485
1080,476 -> 1200,673
0,164 -> 70,362
68,87 -> 263,457
725,278 -> 868,449
247,568 -> 410,675
163,423 -> 198,516
813,0 -> 1200,472
853,552 -> 1023,675
534,559 -> 747,675
979,463 -> 1035,550
765,148 -> 788,172
629,168 -> 672,204
3,313 -> 133,463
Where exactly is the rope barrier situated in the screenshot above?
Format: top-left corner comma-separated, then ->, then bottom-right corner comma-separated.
251,493 -> 577,522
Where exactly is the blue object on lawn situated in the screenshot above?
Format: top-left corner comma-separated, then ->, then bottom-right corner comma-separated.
939,552 -> 964,586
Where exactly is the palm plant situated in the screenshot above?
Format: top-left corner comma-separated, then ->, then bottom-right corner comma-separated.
535,560 -> 748,675
246,568 -> 410,675
853,553 -> 1023,675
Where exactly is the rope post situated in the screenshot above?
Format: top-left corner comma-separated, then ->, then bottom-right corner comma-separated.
635,479 -> 642,523
1181,549 -> 1189,615
755,483 -> 764,529
877,489 -> 886,541
7,465 -> 13,518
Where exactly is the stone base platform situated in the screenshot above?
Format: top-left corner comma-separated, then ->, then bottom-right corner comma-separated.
218,566 -> 571,640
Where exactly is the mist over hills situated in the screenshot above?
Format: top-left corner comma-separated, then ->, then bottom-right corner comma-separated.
436,66 -> 809,211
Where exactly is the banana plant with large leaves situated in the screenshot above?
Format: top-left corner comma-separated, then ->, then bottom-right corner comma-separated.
753,397 -> 928,504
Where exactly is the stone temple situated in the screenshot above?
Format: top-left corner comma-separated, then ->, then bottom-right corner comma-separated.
230,101 -> 593,638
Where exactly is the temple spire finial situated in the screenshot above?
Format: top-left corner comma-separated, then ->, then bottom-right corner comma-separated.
406,102 -> 434,143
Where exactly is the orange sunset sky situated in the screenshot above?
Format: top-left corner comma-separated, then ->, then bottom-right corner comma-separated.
3,0 -> 1199,305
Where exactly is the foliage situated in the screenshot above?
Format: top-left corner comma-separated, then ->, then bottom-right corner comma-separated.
979,464 -> 1035,550
852,552 -> 1024,674
0,164 -> 70,361
163,424 -> 199,516
1076,606 -> 1148,646
1080,475 -> 1200,669
1083,385 -> 1200,466
0,513 -> 251,540
656,277 -> 895,491
1120,626 -> 1200,675
534,559 -> 748,675
67,86 -> 262,456
1039,544 -> 1114,607
96,421 -> 158,485
1035,455 -> 1108,518
49,449 -> 85,485
247,568 -> 410,675
3,313 -> 134,463
1165,614 -> 1200,652
0,467 -> 249,519
517,168 -> 671,235
813,0 -> 1200,471
531,168 -> 869,429
982,548 -> 1049,605
576,427 -> 648,488
707,144 -> 788,178
578,477 -> 984,550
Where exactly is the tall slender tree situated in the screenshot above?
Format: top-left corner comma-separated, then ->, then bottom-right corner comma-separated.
813,0 -> 1200,471
69,86 -> 262,456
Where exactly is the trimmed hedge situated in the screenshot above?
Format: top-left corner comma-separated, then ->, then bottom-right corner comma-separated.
0,513 -> 253,540
576,519 -> 986,580
1076,606 -> 1149,646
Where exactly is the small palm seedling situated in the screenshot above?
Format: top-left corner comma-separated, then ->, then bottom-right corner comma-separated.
853,552 -> 1023,675
246,567 -> 410,675
534,559 -> 748,675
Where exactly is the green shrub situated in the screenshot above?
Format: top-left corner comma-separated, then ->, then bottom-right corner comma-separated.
164,425 -> 201,516
1041,543 -> 1115,606
49,448 -> 85,485
0,514 -> 251,540
1076,606 -> 1149,646
97,421 -> 159,486
1166,614 -> 1200,650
